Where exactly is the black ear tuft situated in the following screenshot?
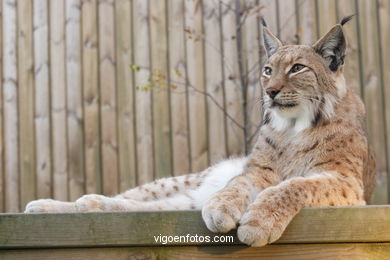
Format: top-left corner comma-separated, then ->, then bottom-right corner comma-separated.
312,25 -> 347,72
260,17 -> 267,27
340,14 -> 355,26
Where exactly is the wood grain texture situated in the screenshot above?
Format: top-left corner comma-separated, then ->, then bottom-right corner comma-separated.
296,0 -> 318,45
66,0 -> 85,201
3,0 -> 19,212
203,0 -> 227,163
133,0 -> 154,185
50,0 -> 68,201
2,243 -> 390,260
34,0 -> 52,199
82,0 -> 101,194
98,0 -> 118,195
168,0 -> 191,176
358,0 -> 388,204
221,0 -> 244,156
18,0 -> 36,210
243,0 -> 263,150
378,0 -> 390,203
150,0 -> 173,179
0,0 -> 3,212
1,206 -> 390,248
184,0 -> 209,172
115,0 -> 136,191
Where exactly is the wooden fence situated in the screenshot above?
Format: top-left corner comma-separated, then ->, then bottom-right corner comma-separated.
0,0 -> 389,212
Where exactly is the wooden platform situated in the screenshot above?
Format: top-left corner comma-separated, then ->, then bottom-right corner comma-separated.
1,206 -> 390,259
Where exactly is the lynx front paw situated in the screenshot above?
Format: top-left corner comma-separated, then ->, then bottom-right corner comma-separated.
75,194 -> 110,212
237,203 -> 292,247
202,194 -> 246,233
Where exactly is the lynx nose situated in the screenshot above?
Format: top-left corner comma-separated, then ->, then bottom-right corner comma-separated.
266,88 -> 280,99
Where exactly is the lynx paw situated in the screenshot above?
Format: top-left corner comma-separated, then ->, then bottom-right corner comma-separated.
24,199 -> 76,213
237,204 -> 291,247
75,194 -> 110,212
202,195 -> 245,233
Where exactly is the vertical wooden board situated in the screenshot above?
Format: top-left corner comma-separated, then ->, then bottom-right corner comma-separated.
184,0 -> 208,171
98,0 -> 118,195
150,0 -> 172,179
336,0 -> 362,96
259,0 -> 278,37
316,0 -> 337,36
167,0 -> 190,175
296,0 -> 318,45
203,0 -> 227,163
34,0 -> 51,199
221,0 -> 244,156
243,0 -> 263,150
278,0 -> 297,44
66,0 -> 85,200
18,0 -> 36,210
133,0 -> 153,185
115,0 -> 136,191
378,0 -> 390,202
50,0 -> 68,201
358,0 -> 388,204
3,0 -> 19,212
0,0 -> 3,212
82,0 -> 101,194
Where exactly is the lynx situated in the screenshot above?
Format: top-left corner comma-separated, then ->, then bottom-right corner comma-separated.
25,16 -> 375,247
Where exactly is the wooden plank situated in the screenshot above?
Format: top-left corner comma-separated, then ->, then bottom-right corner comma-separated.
2,206 -> 390,248
184,0 -> 209,172
316,0 -> 337,36
243,0 -> 263,150
3,0 -> 19,212
2,243 -> 390,260
278,0 -> 297,44
150,0 -> 173,179
167,0 -> 191,175
18,0 -> 36,210
66,0 -> 85,200
336,0 -> 362,96
0,0 -> 3,212
133,0 -> 154,184
203,0 -> 227,163
260,0 -> 278,37
98,0 -> 118,195
115,0 -> 136,191
378,0 -> 390,203
82,0 -> 101,194
221,0 -> 244,156
34,0 -> 51,199
50,0 -> 68,201
358,0 -> 388,204
296,0 -> 318,45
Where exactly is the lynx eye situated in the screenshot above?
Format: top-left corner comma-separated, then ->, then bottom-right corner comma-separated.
289,64 -> 306,74
263,66 -> 272,77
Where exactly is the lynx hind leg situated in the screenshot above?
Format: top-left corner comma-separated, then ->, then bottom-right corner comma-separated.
116,171 -> 209,201
25,199 -> 77,213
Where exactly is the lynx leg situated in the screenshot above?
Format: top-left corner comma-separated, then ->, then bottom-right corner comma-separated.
237,173 -> 365,247
25,199 -> 77,213
75,193 -> 197,212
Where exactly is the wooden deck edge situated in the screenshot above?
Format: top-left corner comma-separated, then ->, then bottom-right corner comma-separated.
2,243 -> 390,259
0,205 -> 390,248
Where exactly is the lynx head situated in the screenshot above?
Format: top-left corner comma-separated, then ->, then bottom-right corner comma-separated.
261,16 -> 354,133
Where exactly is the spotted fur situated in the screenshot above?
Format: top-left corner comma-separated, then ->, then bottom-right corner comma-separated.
25,17 -> 375,247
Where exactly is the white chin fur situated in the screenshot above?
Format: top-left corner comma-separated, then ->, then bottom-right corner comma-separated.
270,100 -> 316,133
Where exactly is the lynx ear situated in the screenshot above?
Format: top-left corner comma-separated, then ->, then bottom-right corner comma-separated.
261,18 -> 282,57
312,15 -> 354,71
